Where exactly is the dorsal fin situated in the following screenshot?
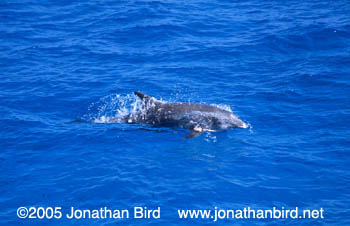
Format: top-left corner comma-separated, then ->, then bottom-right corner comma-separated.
134,91 -> 151,101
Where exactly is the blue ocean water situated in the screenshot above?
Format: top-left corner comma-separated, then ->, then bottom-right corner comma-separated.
1,0 -> 350,225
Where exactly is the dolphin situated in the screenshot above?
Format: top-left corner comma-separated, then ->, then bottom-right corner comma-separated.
124,91 -> 248,138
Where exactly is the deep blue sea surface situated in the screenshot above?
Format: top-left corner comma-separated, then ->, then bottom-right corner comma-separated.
1,0 -> 350,225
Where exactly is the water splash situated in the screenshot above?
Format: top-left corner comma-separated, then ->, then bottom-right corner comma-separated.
247,123 -> 254,133
81,94 -> 142,123
211,104 -> 233,112
205,132 -> 217,143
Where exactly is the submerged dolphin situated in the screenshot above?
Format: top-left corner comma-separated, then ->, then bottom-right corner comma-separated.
124,91 -> 248,138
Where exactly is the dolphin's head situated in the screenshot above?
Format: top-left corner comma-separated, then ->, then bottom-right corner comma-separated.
229,113 -> 248,129
207,111 -> 247,130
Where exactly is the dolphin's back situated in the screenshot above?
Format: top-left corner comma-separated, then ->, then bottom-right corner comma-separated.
145,102 -> 232,128
161,102 -> 230,115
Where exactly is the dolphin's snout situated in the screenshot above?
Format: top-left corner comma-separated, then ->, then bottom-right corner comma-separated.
230,114 -> 248,129
239,122 -> 248,129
